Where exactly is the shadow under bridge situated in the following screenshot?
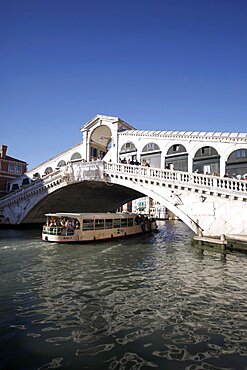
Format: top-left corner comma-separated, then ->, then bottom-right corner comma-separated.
23,180 -> 144,224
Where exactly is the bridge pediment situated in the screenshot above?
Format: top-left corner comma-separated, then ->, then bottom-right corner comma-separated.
80,114 -> 135,133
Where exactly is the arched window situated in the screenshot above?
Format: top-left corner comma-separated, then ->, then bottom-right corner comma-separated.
11,183 -> 19,191
22,178 -> 30,186
193,146 -> 220,175
141,142 -> 161,168
227,149 -> 247,161
33,172 -> 40,180
44,167 -> 53,175
71,152 -> 82,161
57,160 -> 66,168
226,149 -> 247,177
120,142 -> 137,154
194,146 -> 218,158
167,144 -> 187,155
165,144 -> 188,171
142,143 -> 160,152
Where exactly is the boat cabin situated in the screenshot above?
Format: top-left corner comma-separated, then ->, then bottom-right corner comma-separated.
42,212 -> 157,243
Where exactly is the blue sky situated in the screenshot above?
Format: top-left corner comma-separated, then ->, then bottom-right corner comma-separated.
1,0 -> 246,170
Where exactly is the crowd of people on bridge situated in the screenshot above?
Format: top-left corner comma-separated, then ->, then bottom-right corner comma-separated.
120,158 -> 150,166
223,172 -> 247,180
34,155 -> 247,182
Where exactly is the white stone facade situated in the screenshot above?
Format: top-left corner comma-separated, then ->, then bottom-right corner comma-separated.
6,114 -> 247,193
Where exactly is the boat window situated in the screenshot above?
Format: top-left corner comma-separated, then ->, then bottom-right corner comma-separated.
113,219 -> 121,228
105,219 -> 113,229
127,218 -> 134,227
95,219 -> 105,229
83,219 -> 94,230
121,218 -> 128,227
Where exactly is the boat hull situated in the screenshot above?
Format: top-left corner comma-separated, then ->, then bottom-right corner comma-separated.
42,224 -> 155,243
42,212 -> 157,243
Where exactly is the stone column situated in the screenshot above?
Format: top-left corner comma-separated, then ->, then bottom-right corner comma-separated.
220,155 -> 226,177
187,153 -> 193,173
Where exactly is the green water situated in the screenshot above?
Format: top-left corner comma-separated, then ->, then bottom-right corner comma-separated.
1,221 -> 247,369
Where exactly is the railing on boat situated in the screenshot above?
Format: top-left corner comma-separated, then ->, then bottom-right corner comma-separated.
42,226 -> 75,236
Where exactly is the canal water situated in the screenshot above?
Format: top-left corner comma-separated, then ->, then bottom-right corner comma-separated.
1,221 -> 247,370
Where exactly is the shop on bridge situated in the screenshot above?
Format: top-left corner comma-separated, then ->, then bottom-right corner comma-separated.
164,144 -> 188,171
119,142 -> 137,162
225,149 -> 247,177
192,146 -> 220,175
140,142 -> 161,168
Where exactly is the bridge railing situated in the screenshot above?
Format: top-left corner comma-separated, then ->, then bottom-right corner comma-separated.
0,161 -> 103,207
0,169 -> 63,207
103,162 -> 247,195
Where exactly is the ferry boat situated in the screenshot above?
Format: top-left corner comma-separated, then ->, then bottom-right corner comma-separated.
42,212 -> 157,243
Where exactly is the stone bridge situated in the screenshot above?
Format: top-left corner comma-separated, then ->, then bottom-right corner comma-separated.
0,160 -> 247,239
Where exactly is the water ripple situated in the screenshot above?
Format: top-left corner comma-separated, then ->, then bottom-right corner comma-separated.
1,223 -> 247,369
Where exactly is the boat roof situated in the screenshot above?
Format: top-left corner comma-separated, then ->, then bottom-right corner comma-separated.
45,212 -> 138,219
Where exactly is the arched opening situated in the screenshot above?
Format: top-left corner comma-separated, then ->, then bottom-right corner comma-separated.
57,160 -> 66,168
11,183 -> 19,191
22,178 -> 30,186
226,149 -> 247,177
33,172 -> 41,180
141,142 -> 161,168
193,146 -> 220,175
165,144 -> 188,171
89,125 -> 112,161
119,142 -> 137,163
44,167 -> 53,176
71,152 -> 81,161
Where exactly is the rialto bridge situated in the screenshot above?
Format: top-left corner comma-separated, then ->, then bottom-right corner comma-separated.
0,114 -> 247,241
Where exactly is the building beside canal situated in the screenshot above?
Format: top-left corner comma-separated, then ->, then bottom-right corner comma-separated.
0,145 -> 27,198
130,197 -> 167,219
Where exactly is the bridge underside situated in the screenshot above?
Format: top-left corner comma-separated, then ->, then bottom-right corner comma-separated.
22,181 -> 144,224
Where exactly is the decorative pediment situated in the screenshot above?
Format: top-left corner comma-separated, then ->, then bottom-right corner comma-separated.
80,114 -> 135,132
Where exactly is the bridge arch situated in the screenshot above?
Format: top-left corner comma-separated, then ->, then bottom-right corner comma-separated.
89,125 -> 112,160
1,160 -> 247,238
104,172 -> 202,234
21,180 -> 143,224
